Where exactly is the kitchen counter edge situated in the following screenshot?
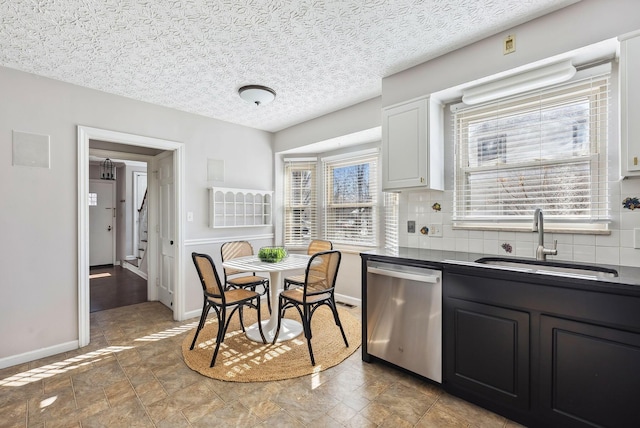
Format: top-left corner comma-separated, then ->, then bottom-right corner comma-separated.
361,247 -> 640,291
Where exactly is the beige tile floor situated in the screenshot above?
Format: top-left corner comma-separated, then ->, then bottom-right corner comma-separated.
0,302 -> 524,427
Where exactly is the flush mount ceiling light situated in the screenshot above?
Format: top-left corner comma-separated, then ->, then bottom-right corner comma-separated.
462,60 -> 576,105
238,85 -> 276,106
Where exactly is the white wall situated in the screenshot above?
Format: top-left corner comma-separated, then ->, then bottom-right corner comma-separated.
382,0 -> 640,107
273,96 -> 381,152
0,66 -> 273,363
388,0 -> 640,267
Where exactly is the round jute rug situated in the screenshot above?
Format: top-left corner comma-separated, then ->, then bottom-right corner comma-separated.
182,305 -> 361,382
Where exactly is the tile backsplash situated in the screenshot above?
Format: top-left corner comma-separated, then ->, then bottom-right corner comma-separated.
398,179 -> 640,267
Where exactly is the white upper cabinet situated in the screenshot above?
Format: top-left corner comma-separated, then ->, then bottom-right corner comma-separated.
620,30 -> 640,177
382,96 -> 444,191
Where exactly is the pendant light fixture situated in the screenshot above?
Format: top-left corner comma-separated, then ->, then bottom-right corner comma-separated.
100,158 -> 115,180
238,85 -> 276,106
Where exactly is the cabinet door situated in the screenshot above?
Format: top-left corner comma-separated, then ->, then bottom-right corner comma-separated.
620,33 -> 640,176
444,297 -> 530,410
382,98 -> 428,190
539,316 -> 640,427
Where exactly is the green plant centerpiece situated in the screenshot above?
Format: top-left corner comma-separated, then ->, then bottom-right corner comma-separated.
258,246 -> 288,263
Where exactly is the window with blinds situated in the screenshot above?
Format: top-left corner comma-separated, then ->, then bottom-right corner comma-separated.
384,192 -> 399,248
284,159 -> 317,247
323,153 -> 378,246
453,68 -> 611,228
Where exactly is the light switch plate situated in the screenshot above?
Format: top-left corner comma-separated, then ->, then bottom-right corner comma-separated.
634,228 -> 640,249
408,221 -> 415,233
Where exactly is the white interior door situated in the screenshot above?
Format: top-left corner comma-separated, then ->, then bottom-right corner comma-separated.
89,179 -> 115,266
158,154 -> 174,309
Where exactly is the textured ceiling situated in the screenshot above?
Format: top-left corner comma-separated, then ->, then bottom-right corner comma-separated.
0,0 -> 578,132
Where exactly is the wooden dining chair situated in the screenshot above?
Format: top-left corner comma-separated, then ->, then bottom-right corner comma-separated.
283,239 -> 333,290
221,241 -> 271,312
190,252 -> 266,367
272,250 -> 348,365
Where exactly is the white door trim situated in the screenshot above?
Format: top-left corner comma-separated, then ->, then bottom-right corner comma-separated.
77,126 -> 186,347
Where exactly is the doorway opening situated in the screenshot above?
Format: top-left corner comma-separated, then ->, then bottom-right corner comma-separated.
78,126 -> 185,348
88,156 -> 148,312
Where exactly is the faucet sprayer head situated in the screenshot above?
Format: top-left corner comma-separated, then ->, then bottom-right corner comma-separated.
533,208 -> 541,232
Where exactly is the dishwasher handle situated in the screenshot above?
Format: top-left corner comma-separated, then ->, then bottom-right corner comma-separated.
368,266 -> 440,284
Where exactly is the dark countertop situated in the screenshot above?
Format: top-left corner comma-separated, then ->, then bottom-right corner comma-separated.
361,247 -> 640,290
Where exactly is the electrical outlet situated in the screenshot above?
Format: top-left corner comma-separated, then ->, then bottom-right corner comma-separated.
429,224 -> 443,237
408,221 -> 415,233
504,34 -> 516,55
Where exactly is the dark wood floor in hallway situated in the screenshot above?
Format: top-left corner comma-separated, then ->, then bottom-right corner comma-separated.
89,265 -> 147,312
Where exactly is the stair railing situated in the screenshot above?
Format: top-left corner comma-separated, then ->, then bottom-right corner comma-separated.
137,190 -> 148,273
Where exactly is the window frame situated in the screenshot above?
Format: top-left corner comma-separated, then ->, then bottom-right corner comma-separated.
282,148 -> 398,249
283,158 -> 317,248
323,151 -> 379,247
452,69 -> 611,232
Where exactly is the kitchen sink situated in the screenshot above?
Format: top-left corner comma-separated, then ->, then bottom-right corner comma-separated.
474,257 -> 619,279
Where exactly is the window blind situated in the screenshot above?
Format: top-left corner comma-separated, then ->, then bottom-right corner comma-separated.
284,159 -> 317,247
323,153 -> 378,246
384,192 -> 399,248
453,68 -> 611,226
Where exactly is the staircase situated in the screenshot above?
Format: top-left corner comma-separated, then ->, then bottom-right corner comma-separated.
137,190 -> 148,274
124,190 -> 148,279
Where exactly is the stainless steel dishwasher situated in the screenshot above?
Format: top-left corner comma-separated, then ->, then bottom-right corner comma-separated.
366,261 -> 442,383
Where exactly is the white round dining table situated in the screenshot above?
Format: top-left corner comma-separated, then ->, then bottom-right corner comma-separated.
222,253 -> 311,343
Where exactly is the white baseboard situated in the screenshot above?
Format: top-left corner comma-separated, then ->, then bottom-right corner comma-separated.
122,261 -> 148,280
183,308 -> 203,320
335,293 -> 361,307
0,340 -> 78,370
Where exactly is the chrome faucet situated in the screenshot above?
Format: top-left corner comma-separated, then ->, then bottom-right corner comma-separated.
533,208 -> 557,261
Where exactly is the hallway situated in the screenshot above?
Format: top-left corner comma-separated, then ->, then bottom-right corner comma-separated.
90,265 -> 147,312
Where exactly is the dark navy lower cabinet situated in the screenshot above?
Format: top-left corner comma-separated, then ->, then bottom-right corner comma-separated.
445,298 -> 530,410
539,316 -> 640,428
443,267 -> 640,428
